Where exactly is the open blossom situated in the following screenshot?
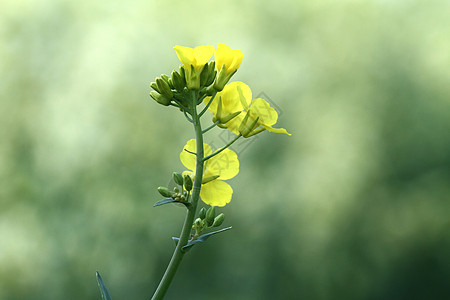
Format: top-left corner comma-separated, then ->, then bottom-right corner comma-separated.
207,82 -> 291,137
213,43 -> 244,91
180,139 -> 239,207
215,43 -> 244,75
173,45 -> 214,89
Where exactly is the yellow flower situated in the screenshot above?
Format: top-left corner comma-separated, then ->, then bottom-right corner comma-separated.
180,139 -> 239,207
174,45 -> 215,90
204,81 -> 251,127
208,82 -> 291,137
213,43 -> 244,91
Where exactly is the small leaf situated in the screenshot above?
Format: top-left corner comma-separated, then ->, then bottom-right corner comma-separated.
182,226 -> 232,252
96,271 -> 112,300
153,198 -> 190,208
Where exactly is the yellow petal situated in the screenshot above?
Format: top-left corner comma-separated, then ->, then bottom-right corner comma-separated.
222,82 -> 252,113
215,43 -> 244,75
205,82 -> 251,121
180,139 -> 213,172
193,45 -> 215,69
206,148 -> 239,180
215,43 -> 232,73
225,113 -> 244,135
200,180 -> 233,207
174,46 -> 194,67
227,49 -> 244,73
249,98 -> 278,126
262,125 -> 291,135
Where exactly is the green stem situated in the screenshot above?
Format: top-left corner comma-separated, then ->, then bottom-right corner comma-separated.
203,133 -> 242,162
198,91 -> 217,118
151,90 -> 205,300
202,120 -> 220,134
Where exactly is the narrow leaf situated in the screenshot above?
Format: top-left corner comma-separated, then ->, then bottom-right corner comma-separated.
153,198 -> 190,208
182,226 -> 232,252
96,271 -> 112,300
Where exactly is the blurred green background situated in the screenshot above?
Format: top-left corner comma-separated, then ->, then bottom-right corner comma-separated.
1,0 -> 449,299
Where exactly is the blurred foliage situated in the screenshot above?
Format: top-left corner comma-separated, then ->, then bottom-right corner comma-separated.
1,0 -> 449,299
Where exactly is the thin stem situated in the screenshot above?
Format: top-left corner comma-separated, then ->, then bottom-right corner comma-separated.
203,133 -> 242,162
202,120 -> 220,134
151,90 -> 205,300
199,91 -> 217,118
183,109 -> 193,123
196,93 -> 208,105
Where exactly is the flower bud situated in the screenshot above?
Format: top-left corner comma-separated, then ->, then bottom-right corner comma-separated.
157,186 -> 173,198
194,218 -> 202,228
179,66 -> 186,83
150,91 -> 171,106
173,187 -> 180,193
183,174 -> 193,191
205,206 -> 216,226
206,61 -> 216,86
160,74 -> 171,84
150,82 -> 160,93
173,172 -> 184,186
171,70 -> 185,92
212,213 -> 225,227
200,61 -> 216,87
167,77 -> 174,89
156,78 -> 173,100
198,207 -> 207,220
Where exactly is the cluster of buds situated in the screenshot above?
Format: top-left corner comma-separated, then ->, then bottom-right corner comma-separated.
156,172 -> 193,202
192,206 -> 225,237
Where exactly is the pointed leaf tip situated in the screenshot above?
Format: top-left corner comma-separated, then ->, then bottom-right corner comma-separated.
153,198 -> 191,208
96,271 -> 112,300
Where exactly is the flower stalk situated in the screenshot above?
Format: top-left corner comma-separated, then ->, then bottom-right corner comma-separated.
151,91 -> 205,300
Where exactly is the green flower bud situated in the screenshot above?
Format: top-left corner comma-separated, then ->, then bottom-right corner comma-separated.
206,61 -> 216,86
198,207 -> 207,220
167,77 -> 174,89
150,82 -> 160,93
150,91 -> 171,106
160,74 -> 171,84
200,61 -> 216,87
212,213 -> 225,227
156,78 -> 173,100
173,187 -> 180,193
194,218 -> 202,228
205,206 -> 216,226
173,172 -> 183,186
183,174 -> 193,191
171,70 -> 185,92
179,66 -> 186,84
157,186 -> 172,198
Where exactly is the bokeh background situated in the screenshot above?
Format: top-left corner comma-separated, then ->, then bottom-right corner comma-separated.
1,0 -> 449,299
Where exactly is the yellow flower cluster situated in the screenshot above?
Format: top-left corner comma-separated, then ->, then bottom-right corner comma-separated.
173,43 -> 243,90
172,44 -> 289,207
